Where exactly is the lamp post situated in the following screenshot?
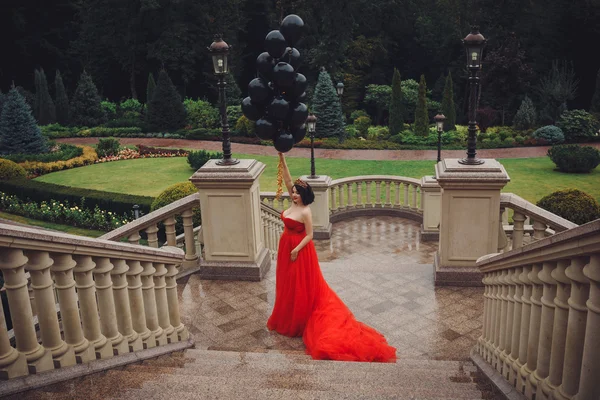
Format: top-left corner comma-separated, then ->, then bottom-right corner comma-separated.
336,82 -> 344,97
459,26 -> 486,165
307,114 -> 318,179
208,34 -> 239,166
434,113 -> 446,163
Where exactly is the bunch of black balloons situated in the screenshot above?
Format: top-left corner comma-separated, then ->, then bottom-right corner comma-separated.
241,14 -> 308,153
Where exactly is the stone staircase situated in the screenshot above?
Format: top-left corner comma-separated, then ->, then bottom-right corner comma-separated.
9,348 -> 499,400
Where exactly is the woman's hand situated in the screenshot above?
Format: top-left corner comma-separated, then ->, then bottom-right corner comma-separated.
290,248 -> 299,261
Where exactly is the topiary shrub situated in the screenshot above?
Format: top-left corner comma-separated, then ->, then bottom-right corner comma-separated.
187,150 -> 223,170
536,189 -> 600,225
96,137 -> 121,158
533,125 -> 565,145
0,159 -> 27,180
557,109 -> 600,142
547,144 -> 600,173
151,181 -> 201,233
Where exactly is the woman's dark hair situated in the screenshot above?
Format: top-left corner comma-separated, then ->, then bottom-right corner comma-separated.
293,181 -> 315,205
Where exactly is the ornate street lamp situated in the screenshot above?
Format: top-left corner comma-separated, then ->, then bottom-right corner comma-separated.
459,26 -> 487,165
208,34 -> 239,166
434,113 -> 446,163
307,114 -> 318,179
336,82 -> 345,97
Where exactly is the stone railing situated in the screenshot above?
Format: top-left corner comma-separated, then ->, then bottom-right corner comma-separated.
260,192 -> 291,211
475,219 -> 600,400
100,193 -> 201,273
260,203 -> 284,258
498,193 -> 578,252
0,222 -> 189,380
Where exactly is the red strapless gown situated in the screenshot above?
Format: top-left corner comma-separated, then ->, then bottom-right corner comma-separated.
267,212 -> 397,362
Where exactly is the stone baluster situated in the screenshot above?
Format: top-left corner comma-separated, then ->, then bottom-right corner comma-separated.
501,268 -> 516,379
110,259 -> 142,353
277,197 -> 284,210
394,182 -> 401,206
164,216 -> 177,246
267,198 -> 274,208
125,260 -> 154,349
508,267 -> 524,385
493,271 -> 505,370
93,257 -> 128,355
555,257 -> 591,400
497,269 -> 511,375
412,185 -> 418,209
576,254 -> 600,400
531,260 -> 558,400
517,264 -> 533,393
404,184 -> 409,207
0,286 -> 28,378
338,185 -> 345,210
50,254 -> 94,364
487,271 -> 499,363
141,261 -> 166,346
479,273 -> 491,358
24,251 -> 76,369
524,263 -> 544,398
356,182 -> 362,207
262,215 -> 268,254
375,181 -> 381,206
533,220 -> 547,241
26,275 -> 36,317
498,207 -> 508,253
331,185 -> 338,211
145,224 -> 159,248
385,181 -> 392,207
153,262 -> 176,343
73,255 -> 112,359
127,231 -> 141,245
182,209 -> 198,268
541,259 -> 571,399
512,212 -> 526,249
365,181 -> 372,207
347,183 -> 353,208
166,263 -> 188,342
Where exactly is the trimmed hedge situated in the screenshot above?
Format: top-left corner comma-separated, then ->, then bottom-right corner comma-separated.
0,179 -> 153,216
151,182 -> 200,234
547,144 -> 600,173
0,159 -> 27,181
2,144 -> 83,163
537,189 -> 600,225
19,145 -> 98,177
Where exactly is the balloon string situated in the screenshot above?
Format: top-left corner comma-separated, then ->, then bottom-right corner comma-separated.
275,157 -> 284,200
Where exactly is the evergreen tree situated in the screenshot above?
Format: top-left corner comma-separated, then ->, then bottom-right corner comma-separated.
311,69 -> 345,139
146,69 -> 186,131
441,72 -> 456,132
513,96 -> 537,130
388,68 -> 404,135
590,67 -> 600,116
0,88 -> 48,155
54,70 -> 69,125
0,90 -> 5,115
37,69 -> 56,125
414,75 -> 429,136
16,86 -> 35,111
70,70 -> 105,127
226,74 -> 242,106
34,69 -> 42,121
146,72 -> 156,103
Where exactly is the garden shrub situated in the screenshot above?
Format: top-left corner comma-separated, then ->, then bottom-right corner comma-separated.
227,105 -> 242,129
146,70 -> 186,131
234,116 -> 255,137
536,188 -> 600,225
119,98 -> 143,119
354,116 -> 371,137
556,109 -> 600,142
476,107 -> 497,133
19,146 -> 98,177
101,101 -> 118,120
0,159 -> 27,181
136,145 -> 187,156
88,127 -> 142,137
187,150 -> 224,170
513,96 -> 537,130
514,135 -> 526,145
350,109 -> 369,122
547,144 -> 600,173
96,137 -> 121,158
533,125 -> 565,145
345,125 -> 358,139
183,98 -> 220,129
151,182 -> 201,233
2,144 -> 83,163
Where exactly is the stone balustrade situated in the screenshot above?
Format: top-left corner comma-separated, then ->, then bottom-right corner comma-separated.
260,192 -> 292,211
260,203 -> 284,258
476,219 -> 600,400
0,222 -> 189,380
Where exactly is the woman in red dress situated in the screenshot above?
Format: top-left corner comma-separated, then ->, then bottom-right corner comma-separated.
267,153 -> 396,362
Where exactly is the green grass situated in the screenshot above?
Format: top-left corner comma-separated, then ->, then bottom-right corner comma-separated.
33,154 -> 600,204
0,211 -> 105,237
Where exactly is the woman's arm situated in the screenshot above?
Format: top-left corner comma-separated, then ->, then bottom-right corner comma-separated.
279,152 -> 294,196
290,208 -> 314,261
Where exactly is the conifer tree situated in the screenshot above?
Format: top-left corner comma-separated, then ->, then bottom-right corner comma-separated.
441,72 -> 456,131
70,70 -> 105,127
146,72 -> 156,103
0,88 -> 48,155
389,68 -> 404,135
513,95 -> 537,130
311,69 -> 345,139
146,69 -> 186,131
0,90 -> 5,115
590,67 -> 600,116
226,74 -> 242,106
54,70 -> 69,125
37,69 -> 56,125
414,74 -> 429,136
34,69 -> 42,121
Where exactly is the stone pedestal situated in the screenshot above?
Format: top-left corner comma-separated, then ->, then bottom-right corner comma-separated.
190,159 -> 271,281
301,175 -> 332,240
434,159 -> 510,286
420,175 -> 441,242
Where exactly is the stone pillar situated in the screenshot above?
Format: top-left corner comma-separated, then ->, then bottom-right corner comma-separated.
141,261 -> 166,346
181,209 -> 199,270
190,159 -> 270,281
302,175 -> 332,240
125,260 -> 154,349
434,159 -> 510,286
165,263 -> 188,341
420,176 -> 441,242
152,262 -> 176,343
110,259 -> 143,352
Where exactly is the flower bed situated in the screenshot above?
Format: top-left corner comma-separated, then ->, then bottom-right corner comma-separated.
19,146 -> 98,178
95,145 -> 188,163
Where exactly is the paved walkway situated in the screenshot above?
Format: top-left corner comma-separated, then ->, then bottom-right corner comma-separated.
57,137 -> 600,161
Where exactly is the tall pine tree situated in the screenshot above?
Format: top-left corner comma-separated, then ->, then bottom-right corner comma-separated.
414,75 -> 429,136
311,69 -> 345,139
389,68 -> 404,136
146,73 -> 156,103
34,69 -> 42,121
38,69 -> 56,125
54,70 -> 69,125
70,70 -> 105,127
0,88 -> 48,155
441,72 -> 456,132
591,67 -> 600,116
513,96 -> 537,130
146,69 -> 186,131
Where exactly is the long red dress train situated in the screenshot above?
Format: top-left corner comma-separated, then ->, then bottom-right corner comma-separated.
267,212 -> 397,363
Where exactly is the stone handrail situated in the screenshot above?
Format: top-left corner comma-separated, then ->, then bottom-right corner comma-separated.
260,192 -> 291,211
498,193 -> 578,252
0,222 -> 189,380
475,219 -> 600,400
260,203 -> 284,258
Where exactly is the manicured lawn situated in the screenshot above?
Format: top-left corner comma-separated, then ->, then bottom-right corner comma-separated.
0,211 -> 105,237
34,154 -> 600,204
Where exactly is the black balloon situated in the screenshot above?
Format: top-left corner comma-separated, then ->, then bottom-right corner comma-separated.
265,30 -> 287,59
273,62 -> 295,88
269,97 -> 290,120
283,47 -> 301,69
256,52 -> 275,80
241,97 -> 264,121
255,118 -> 278,140
274,130 -> 295,153
291,124 -> 306,144
289,102 -> 308,127
248,78 -> 271,104
280,15 -> 304,45
291,73 -> 307,98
